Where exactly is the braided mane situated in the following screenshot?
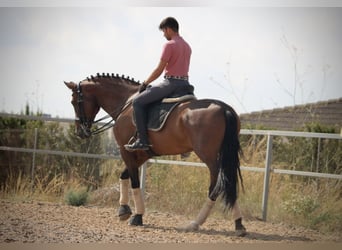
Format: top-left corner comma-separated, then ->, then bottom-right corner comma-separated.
86,73 -> 141,86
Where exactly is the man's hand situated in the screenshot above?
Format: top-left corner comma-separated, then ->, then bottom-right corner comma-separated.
139,82 -> 148,93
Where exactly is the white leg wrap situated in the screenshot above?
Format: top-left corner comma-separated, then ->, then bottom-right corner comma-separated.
119,179 -> 130,205
182,198 -> 216,231
132,188 -> 145,215
194,198 -> 216,226
232,200 -> 242,221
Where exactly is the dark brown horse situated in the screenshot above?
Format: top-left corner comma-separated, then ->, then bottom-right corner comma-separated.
65,73 -> 246,235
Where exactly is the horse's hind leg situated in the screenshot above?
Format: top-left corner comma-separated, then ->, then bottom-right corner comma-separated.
181,161 -> 218,232
181,197 -> 216,232
232,201 -> 247,236
181,170 -> 246,236
179,149 -> 246,235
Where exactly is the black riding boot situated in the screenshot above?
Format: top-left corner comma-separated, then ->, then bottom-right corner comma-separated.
124,107 -> 151,152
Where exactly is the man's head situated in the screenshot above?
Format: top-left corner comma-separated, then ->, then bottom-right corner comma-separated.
159,17 -> 179,40
159,17 -> 179,32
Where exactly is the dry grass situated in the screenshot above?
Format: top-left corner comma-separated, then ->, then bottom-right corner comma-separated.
143,151 -> 342,234
1,150 -> 341,234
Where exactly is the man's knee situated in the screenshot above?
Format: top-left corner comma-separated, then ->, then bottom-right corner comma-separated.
132,97 -> 144,109
133,92 -> 151,107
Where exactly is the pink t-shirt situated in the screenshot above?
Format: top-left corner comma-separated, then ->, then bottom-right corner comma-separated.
161,35 -> 191,77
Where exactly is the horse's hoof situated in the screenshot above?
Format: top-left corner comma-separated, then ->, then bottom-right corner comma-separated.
235,224 -> 247,237
179,221 -> 199,232
129,214 -> 143,226
118,205 -> 132,221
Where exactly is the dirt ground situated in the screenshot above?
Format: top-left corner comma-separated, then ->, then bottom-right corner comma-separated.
0,199 -> 341,243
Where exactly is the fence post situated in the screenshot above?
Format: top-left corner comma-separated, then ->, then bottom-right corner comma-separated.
31,128 -> 38,187
316,138 -> 321,172
261,134 -> 273,221
140,162 -> 147,199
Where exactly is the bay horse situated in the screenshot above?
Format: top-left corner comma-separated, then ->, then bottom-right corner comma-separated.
65,73 -> 246,235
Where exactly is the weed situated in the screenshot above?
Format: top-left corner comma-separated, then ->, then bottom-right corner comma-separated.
64,187 -> 89,206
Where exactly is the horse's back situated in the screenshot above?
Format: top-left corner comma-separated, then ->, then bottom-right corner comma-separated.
149,99 -> 236,155
181,99 -> 238,125
184,99 -> 240,133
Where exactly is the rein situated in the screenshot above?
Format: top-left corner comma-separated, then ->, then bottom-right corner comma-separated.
76,82 -> 132,136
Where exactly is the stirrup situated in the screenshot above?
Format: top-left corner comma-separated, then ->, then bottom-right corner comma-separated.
124,139 -> 151,152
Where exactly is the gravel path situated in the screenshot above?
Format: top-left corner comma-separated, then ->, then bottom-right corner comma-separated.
0,200 -> 340,243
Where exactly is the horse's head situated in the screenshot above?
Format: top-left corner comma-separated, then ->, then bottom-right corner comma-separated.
64,81 -> 100,138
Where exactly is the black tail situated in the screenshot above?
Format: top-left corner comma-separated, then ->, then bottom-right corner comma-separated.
211,109 -> 243,210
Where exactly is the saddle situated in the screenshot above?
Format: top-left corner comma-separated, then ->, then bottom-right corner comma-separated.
133,84 -> 196,131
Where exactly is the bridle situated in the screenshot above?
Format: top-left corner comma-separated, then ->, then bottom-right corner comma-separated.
75,82 -> 131,137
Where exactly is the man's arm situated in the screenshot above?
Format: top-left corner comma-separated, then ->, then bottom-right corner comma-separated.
144,60 -> 167,85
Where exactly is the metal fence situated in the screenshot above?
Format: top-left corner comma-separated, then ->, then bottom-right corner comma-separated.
1,113 -> 341,221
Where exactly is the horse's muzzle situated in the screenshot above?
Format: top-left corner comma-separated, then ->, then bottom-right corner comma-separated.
76,125 -> 92,139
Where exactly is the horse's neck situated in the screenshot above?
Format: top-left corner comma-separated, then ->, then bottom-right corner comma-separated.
96,81 -> 138,118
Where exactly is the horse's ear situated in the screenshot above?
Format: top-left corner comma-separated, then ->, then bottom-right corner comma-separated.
64,81 -> 76,90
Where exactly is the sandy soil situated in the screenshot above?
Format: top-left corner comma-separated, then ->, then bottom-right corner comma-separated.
0,199 -> 340,243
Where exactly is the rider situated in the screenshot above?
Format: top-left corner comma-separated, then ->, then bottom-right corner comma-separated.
125,17 -> 192,151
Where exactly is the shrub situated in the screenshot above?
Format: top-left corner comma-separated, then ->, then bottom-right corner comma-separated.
64,187 -> 89,206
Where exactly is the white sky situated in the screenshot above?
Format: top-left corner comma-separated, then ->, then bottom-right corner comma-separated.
1,2 -> 342,118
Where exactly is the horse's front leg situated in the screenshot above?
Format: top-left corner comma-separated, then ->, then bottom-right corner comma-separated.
118,168 -> 132,221
117,167 -> 145,226
128,166 -> 145,226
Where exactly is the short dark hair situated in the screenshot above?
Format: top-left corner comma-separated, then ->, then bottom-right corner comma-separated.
159,17 -> 179,32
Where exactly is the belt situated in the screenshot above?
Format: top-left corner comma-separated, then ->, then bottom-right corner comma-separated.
164,75 -> 189,81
